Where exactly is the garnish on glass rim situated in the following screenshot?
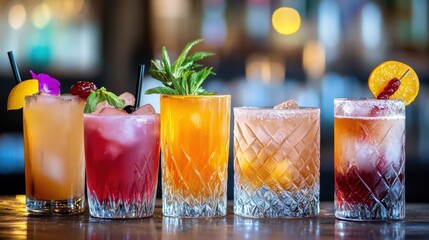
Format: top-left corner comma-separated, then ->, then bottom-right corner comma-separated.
145,38 -> 216,95
368,60 -> 419,106
7,70 -> 61,110
84,87 -> 125,113
30,70 -> 61,95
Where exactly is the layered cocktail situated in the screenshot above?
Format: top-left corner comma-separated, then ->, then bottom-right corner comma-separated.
234,102 -> 320,218
333,60 -> 420,221
334,98 -> 405,221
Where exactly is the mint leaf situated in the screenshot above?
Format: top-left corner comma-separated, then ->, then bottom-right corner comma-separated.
145,86 -> 179,95
84,87 -> 125,113
146,38 -> 216,95
84,91 -> 98,113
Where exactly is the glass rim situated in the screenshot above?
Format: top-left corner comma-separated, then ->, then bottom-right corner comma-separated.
334,97 -> 405,117
25,93 -> 80,100
334,97 -> 405,104
234,106 -> 319,112
84,113 -> 159,119
160,94 -> 230,99
233,106 -> 320,118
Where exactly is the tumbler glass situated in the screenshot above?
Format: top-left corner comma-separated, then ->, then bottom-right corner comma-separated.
233,106 -> 320,218
24,94 -> 86,214
334,98 -> 405,221
84,113 -> 160,218
160,95 -> 231,218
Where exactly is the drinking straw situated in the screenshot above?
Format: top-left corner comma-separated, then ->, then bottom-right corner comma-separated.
7,51 -> 22,84
134,64 -> 145,108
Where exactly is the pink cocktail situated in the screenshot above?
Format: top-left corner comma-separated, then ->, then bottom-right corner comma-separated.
84,113 -> 160,218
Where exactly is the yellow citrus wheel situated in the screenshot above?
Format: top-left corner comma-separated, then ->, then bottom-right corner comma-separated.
368,60 -> 419,106
7,79 -> 39,110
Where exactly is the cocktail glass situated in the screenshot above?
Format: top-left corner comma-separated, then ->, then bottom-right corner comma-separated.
334,98 -> 405,221
233,106 -> 320,218
84,113 -> 160,218
160,95 -> 231,218
24,94 -> 86,214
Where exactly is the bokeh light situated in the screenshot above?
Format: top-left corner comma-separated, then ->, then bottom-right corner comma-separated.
45,0 -> 85,20
31,3 -> 52,29
8,4 -> 27,29
272,7 -> 301,35
303,40 -> 326,80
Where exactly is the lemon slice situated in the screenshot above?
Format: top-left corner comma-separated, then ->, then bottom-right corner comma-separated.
7,79 -> 39,110
368,60 -> 419,106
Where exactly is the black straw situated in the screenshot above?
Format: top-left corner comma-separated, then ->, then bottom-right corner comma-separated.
7,51 -> 22,84
135,64 -> 145,108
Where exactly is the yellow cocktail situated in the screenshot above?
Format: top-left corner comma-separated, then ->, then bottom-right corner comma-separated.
24,94 -> 85,214
160,94 -> 231,218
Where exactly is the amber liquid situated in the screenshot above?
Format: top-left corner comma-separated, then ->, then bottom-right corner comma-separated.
161,95 -> 230,202
234,110 -> 320,193
24,94 -> 85,201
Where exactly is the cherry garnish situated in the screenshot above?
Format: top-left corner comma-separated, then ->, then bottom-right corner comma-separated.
71,81 -> 97,99
376,78 -> 400,99
376,69 -> 409,100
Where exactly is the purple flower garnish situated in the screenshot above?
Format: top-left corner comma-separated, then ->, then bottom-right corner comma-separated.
30,70 -> 61,95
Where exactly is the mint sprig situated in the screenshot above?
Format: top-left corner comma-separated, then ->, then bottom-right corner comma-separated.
84,87 -> 125,113
145,38 -> 216,95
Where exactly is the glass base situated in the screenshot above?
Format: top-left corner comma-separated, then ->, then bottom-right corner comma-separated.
335,201 -> 405,221
26,196 -> 85,215
234,185 -> 319,218
87,192 -> 156,219
162,196 -> 226,218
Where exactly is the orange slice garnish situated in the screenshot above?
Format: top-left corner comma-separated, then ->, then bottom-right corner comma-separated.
7,79 -> 39,110
368,60 -> 419,106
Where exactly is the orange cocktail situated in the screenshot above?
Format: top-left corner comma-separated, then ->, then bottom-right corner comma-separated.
160,95 -> 230,218
24,94 -> 85,214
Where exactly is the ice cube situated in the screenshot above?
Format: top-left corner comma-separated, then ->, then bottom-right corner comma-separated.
119,92 -> 135,107
274,100 -> 299,109
190,113 -> 201,128
338,138 -> 355,172
43,155 -> 64,183
98,107 -> 128,116
104,143 -> 123,160
93,101 -> 112,114
383,123 -> 405,168
355,141 -> 380,171
132,104 -> 156,115
96,117 -> 137,146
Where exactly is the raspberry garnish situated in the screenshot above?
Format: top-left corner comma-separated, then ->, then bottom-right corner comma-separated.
71,81 -> 97,99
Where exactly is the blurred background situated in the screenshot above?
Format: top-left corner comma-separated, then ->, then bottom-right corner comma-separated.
0,0 -> 428,202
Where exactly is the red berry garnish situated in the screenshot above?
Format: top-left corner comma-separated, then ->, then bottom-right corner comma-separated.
376,78 -> 401,99
71,81 -> 97,99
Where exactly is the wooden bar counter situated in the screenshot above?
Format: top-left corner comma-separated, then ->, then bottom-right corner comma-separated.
1,195 -> 429,239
